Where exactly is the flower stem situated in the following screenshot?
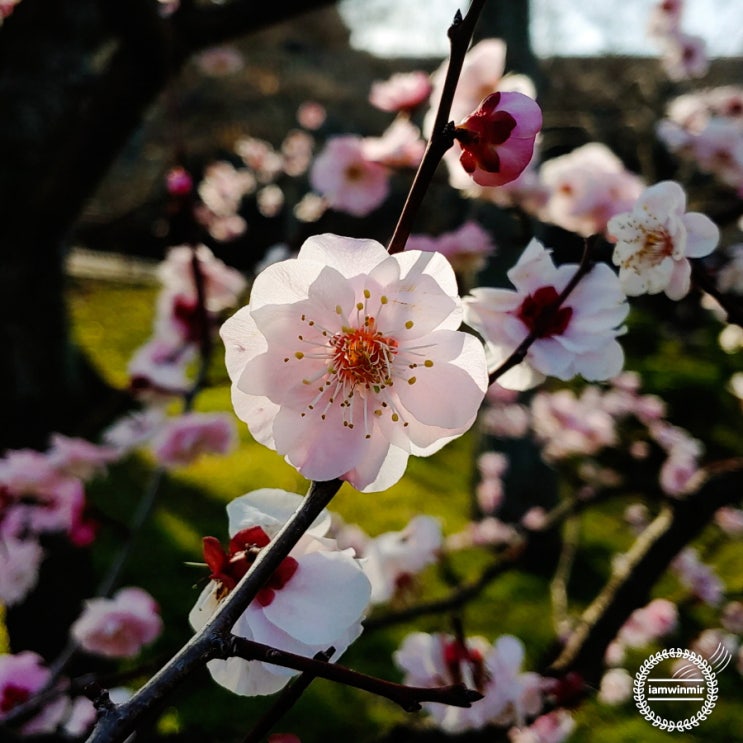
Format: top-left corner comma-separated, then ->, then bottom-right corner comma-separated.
387,0 -> 487,255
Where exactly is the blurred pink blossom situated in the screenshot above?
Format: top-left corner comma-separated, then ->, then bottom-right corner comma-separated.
361,117 -> 426,169
296,101 -> 326,130
150,412 -> 237,468
369,70 -> 432,113
0,535 -> 43,606
309,136 -> 390,216
538,143 -> 645,237
660,33 -> 709,81
71,587 -> 163,658
508,709 -> 575,743
194,45 -> 245,76
617,598 -> 678,648
0,652 -> 68,735
672,547 -> 724,605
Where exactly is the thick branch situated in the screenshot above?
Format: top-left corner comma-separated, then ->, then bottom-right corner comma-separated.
548,460 -> 743,682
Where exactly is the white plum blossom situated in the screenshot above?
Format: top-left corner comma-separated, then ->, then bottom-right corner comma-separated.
189,489 -> 371,696
598,667 -> 633,705
361,515 -> 443,604
394,632 -> 542,733
0,535 -> 44,606
463,239 -> 629,390
607,180 -> 719,300
221,234 -> 488,491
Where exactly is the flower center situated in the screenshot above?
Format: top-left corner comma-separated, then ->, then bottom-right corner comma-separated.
0,684 -> 31,713
330,317 -> 398,388
516,286 -> 573,338
442,638 -> 488,692
202,527 -> 298,606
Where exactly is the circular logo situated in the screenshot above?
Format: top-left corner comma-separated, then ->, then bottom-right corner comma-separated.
634,648 -> 717,732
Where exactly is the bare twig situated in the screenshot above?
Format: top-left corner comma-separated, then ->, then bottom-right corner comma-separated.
387,0 -> 487,254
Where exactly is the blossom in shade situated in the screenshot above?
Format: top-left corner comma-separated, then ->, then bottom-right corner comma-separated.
194,45 -> 244,76
0,652 -> 68,735
0,535 -> 43,606
46,433 -> 119,480
455,92 -> 542,188
296,101 -> 326,130
671,547 -> 724,606
309,136 -> 390,217
369,70 -> 432,113
189,490 -> 371,696
607,180 -> 719,299
150,412 -> 237,468
508,709 -> 576,743
394,632 -> 542,732
463,239 -> 629,390
616,598 -> 678,648
71,587 -> 163,658
221,233 -> 488,491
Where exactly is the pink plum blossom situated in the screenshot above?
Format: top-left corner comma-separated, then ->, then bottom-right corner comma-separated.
71,587 -> 163,658
0,652 -> 68,735
361,118 -> 426,169
455,91 -> 542,188
538,143 -> 645,237
194,45 -> 244,76
189,490 -> 370,696
715,506 -> 743,536
0,535 -> 43,606
150,412 -> 237,468
369,70 -> 432,113
220,233 -> 488,491
158,244 -> 247,313
197,161 -> 255,218
530,389 -> 617,460
395,632 -> 542,732
607,180 -> 719,299
446,517 -> 518,550
281,129 -> 314,177
166,165 -> 193,196
463,239 -> 629,390
508,709 -> 575,743
46,433 -> 119,480
103,407 -> 166,455
361,515 -> 442,604
309,136 -> 390,217
672,547 -> 724,605
296,101 -> 326,130
647,0 -> 683,39
406,220 -> 497,279
617,598 -> 678,648
660,33 -> 709,81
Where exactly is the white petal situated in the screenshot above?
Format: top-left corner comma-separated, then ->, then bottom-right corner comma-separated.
226,489 -> 331,539
344,439 -> 409,493
637,180 -> 686,218
220,306 -> 266,383
576,340 -> 625,381
263,550 -> 371,644
299,234 -> 388,278
664,258 -> 692,300
249,257 -> 324,312
683,212 -> 719,258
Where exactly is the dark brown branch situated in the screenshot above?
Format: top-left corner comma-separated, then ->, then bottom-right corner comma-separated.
228,637 -> 482,713
387,0 -> 487,254
548,459 -> 743,682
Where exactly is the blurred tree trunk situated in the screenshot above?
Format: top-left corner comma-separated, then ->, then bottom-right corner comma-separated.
0,0 -> 334,452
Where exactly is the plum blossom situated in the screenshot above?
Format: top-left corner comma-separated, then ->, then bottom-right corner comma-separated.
309,136 -> 390,217
538,143 -> 645,237
394,632 -> 542,732
405,220 -> 496,279
672,547 -> 724,605
455,92 -> 542,188
46,433 -> 119,480
150,412 -> 237,468
0,535 -> 43,606
660,33 -> 709,81
616,598 -> 678,649
71,587 -> 163,658
463,239 -> 629,390
508,709 -> 575,743
296,101 -> 326,130
598,667 -> 633,705
103,407 -> 166,455
361,118 -> 426,169
194,45 -> 244,76
360,515 -> 443,604
221,234 -> 488,491
0,652 -> 68,735
369,70 -> 432,113
189,490 -> 371,696
607,180 -> 719,299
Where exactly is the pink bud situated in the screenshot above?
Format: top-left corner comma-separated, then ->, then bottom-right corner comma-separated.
456,91 -> 542,187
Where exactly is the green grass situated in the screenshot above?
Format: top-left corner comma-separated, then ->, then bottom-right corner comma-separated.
53,277 -> 743,742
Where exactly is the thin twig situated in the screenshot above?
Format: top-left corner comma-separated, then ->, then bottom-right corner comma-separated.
387,0 -> 487,255
550,514 -> 580,637
488,238 -> 596,386
690,259 -> 743,328
228,637 -> 482,713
